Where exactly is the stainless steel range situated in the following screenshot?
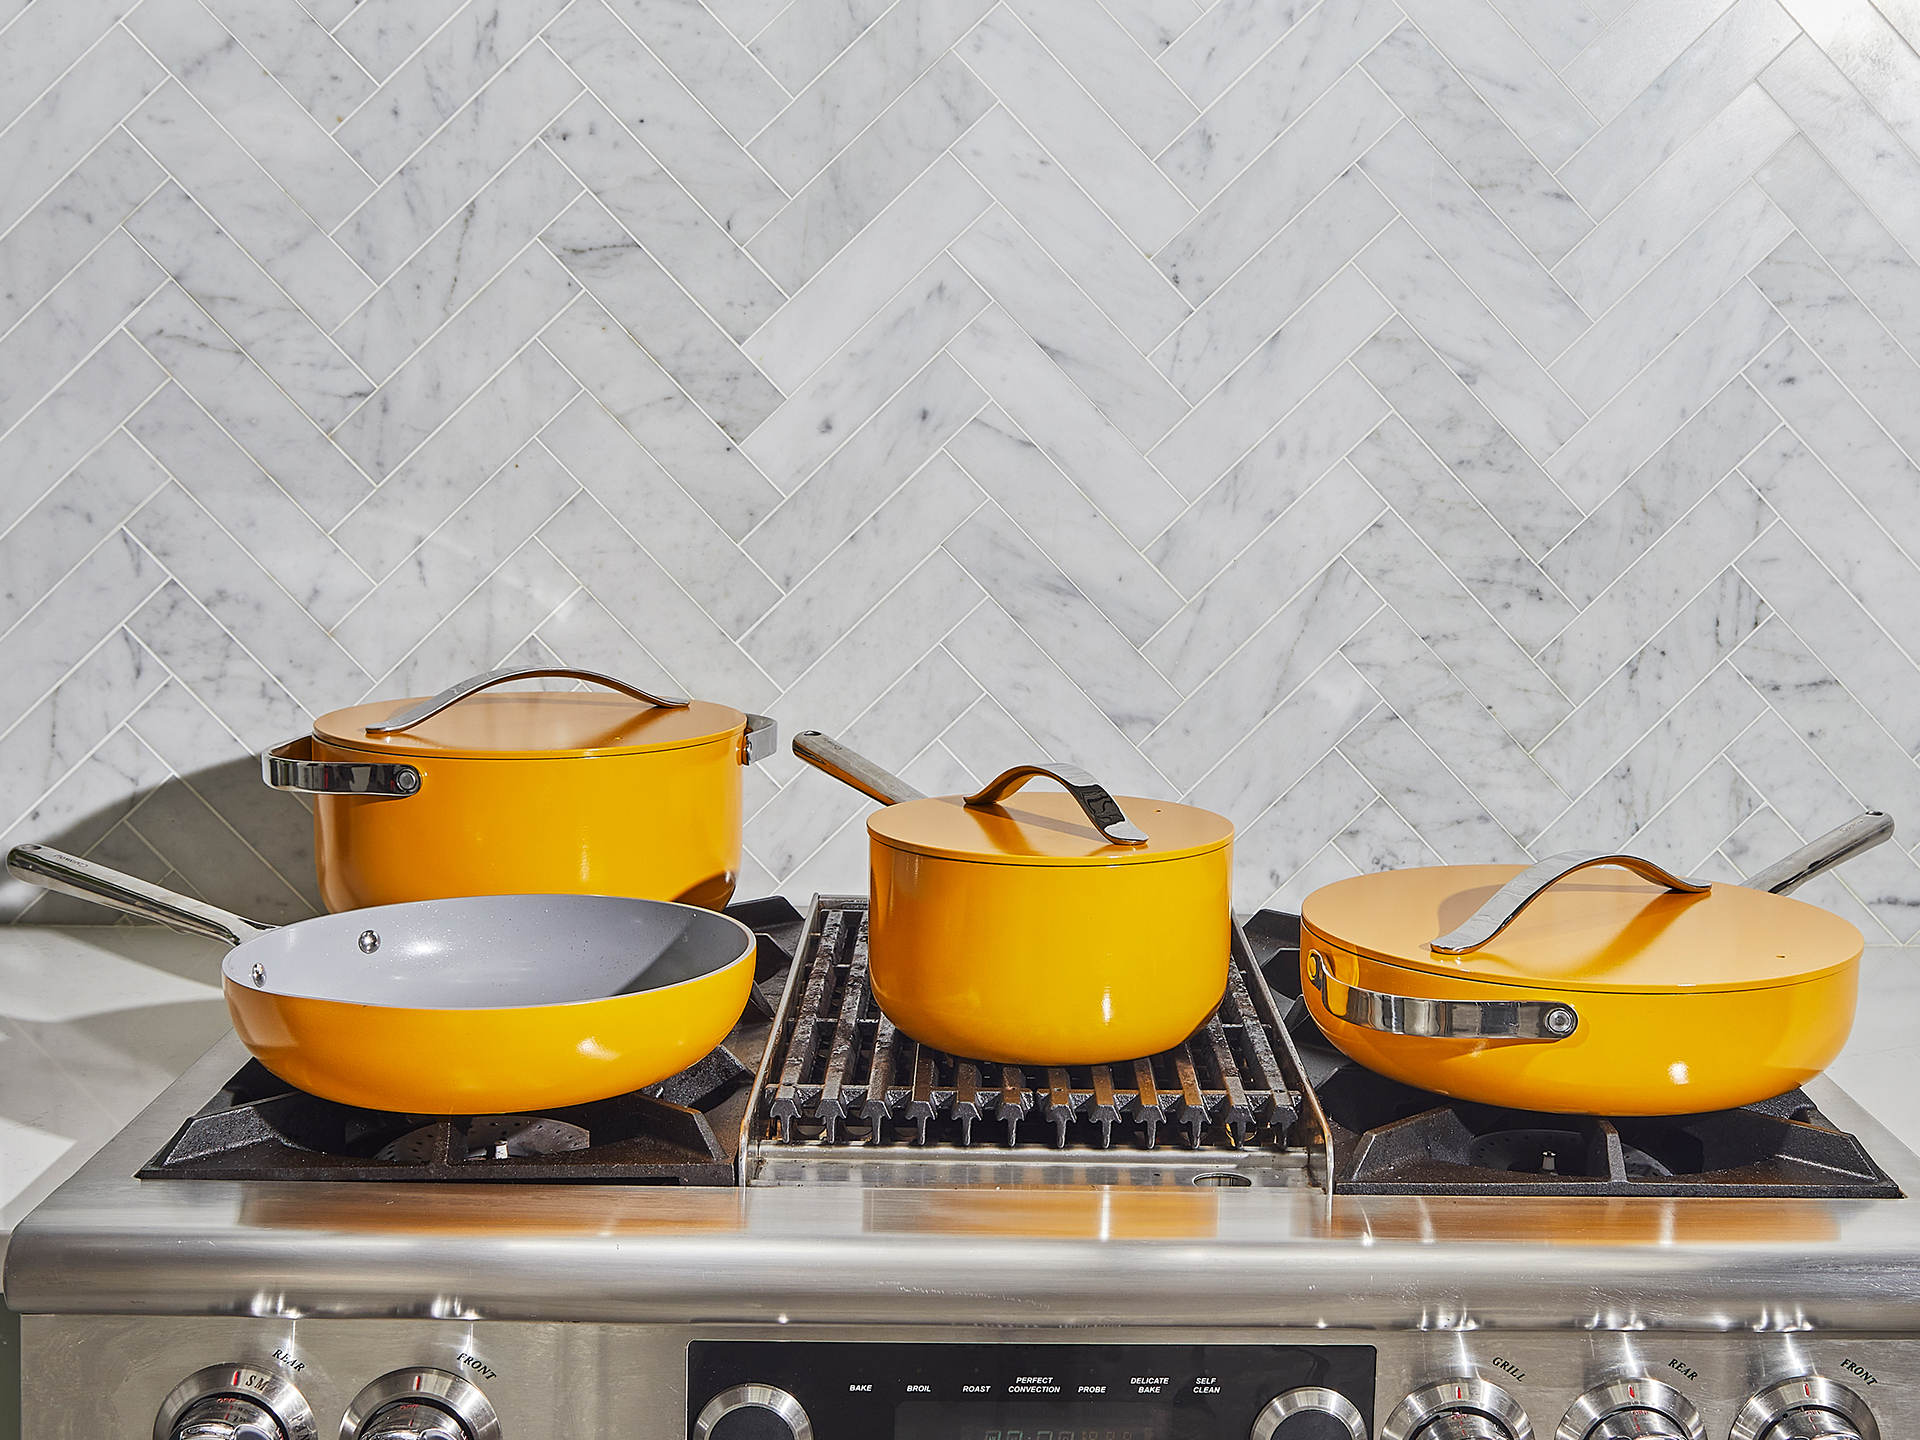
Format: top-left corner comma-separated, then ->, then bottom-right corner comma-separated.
7,899 -> 1919,1440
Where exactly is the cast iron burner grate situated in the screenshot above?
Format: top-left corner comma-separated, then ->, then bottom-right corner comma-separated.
136,896 -> 811,1186
1244,910 -> 1903,1199
740,898 -> 1317,1186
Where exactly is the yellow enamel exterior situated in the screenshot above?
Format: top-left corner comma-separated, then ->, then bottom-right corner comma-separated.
1299,863 -> 1865,1115
867,793 -> 1234,1064
222,945 -> 754,1113
307,694 -> 750,912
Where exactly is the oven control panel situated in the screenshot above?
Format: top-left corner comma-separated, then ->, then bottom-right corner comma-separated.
687,1342 -> 1378,1440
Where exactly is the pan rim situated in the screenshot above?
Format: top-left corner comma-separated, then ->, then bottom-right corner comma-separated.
220,894 -> 758,1012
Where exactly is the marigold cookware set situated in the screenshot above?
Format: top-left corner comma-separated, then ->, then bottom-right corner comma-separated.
4,659 -> 1894,1120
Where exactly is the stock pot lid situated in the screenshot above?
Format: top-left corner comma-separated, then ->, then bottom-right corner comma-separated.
868,791 -> 1233,866
1302,864 -> 1862,994
314,694 -> 746,759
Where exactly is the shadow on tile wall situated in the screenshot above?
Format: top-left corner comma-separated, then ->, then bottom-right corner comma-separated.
1,756 -> 321,926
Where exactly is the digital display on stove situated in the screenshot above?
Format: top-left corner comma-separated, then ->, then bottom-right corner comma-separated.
896,1401 -> 1168,1440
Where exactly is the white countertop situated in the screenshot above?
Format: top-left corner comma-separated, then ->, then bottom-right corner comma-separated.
2,929 -> 1918,1275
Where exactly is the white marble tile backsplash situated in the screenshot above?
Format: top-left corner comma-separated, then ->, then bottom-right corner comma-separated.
0,0 -> 1919,937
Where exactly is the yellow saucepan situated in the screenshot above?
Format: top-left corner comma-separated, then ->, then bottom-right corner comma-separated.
793,732 -> 1234,1065
1299,813 -> 1891,1115
7,844 -> 755,1113
261,666 -> 776,913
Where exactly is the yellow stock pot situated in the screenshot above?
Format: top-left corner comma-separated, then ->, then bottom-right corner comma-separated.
262,667 -> 774,912
1299,814 -> 1892,1116
795,732 -> 1234,1065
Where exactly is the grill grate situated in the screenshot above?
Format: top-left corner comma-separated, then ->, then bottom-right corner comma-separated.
749,900 -> 1304,1164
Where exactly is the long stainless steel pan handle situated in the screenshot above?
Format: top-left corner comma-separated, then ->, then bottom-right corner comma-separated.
964,765 -> 1148,845
1311,811 -> 1893,1044
792,731 -> 925,805
364,666 -> 690,734
261,734 -> 423,797
1743,810 -> 1893,895
5,844 -> 274,946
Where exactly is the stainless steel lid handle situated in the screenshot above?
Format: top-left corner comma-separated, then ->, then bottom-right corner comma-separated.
261,735 -> 422,797
364,667 -> 691,735
742,713 -> 777,766
792,730 -> 926,805
1742,811 -> 1894,895
1308,949 -> 1578,1042
964,763 -> 1149,845
6,844 -> 274,947
1430,851 -> 1709,954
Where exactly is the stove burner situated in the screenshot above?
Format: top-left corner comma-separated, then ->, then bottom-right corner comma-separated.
741,899 -> 1320,1186
376,1115 -> 593,1164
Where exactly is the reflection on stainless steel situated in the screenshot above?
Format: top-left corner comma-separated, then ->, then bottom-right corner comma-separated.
1308,948 -> 1580,1040
364,666 -> 689,734
153,1363 -> 316,1440
1384,1380 -> 1532,1440
1743,813 -> 1895,896
962,763 -> 1150,845
7,843 -> 276,945
1558,1380 -> 1703,1440
1429,852 -> 1710,954
694,1384 -> 812,1440
341,1371 -> 498,1440
261,735 -> 421,797
1732,1379 -> 1880,1440
1252,1388 -> 1367,1440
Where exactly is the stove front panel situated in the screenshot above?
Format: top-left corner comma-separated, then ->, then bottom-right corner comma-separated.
24,1320 -> 1920,1440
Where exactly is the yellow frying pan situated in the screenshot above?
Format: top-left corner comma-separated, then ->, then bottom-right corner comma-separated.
1299,813 -> 1892,1115
7,844 -> 755,1113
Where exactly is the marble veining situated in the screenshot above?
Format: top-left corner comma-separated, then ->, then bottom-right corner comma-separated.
6,0 -> 1920,934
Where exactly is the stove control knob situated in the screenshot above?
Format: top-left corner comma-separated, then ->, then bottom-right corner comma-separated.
154,1364 -> 317,1440
695,1384 -> 814,1440
342,1370 -> 500,1440
1560,1379 -> 1702,1440
1383,1380 -> 1532,1440
1252,1388 -> 1367,1440
1732,1379 -> 1879,1440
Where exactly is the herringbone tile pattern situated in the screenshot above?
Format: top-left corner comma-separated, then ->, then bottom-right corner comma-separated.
5,0 -> 1920,941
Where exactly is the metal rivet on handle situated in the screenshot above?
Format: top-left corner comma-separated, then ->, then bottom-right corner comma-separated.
249,962 -> 266,988
1545,1005 -> 1577,1036
358,930 -> 380,954
394,769 -> 419,793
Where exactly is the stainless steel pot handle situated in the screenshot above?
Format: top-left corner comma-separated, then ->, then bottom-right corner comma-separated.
792,731 -> 926,805
5,843 -> 274,947
964,764 -> 1149,845
364,667 -> 690,735
1430,852 -> 1709,954
742,713 -> 777,766
1307,948 -> 1580,1042
261,734 -> 423,797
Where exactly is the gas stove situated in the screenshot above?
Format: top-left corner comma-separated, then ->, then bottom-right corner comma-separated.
7,898 -> 1920,1440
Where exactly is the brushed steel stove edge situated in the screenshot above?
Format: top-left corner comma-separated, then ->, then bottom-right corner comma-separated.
6,1029 -> 1920,1330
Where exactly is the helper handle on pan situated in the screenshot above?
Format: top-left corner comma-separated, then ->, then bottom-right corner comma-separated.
364,666 -> 690,735
792,730 -> 926,806
963,765 -> 1149,846
5,843 -> 275,947
1306,949 -> 1579,1041
1742,810 -> 1894,896
1430,853 -> 1709,955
